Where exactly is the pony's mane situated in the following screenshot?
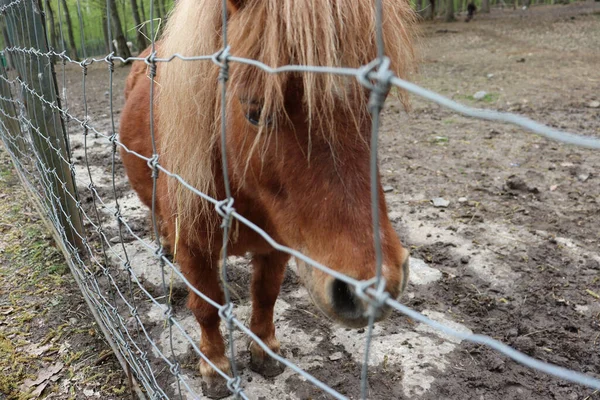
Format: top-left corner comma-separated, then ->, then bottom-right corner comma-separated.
157,0 -> 418,232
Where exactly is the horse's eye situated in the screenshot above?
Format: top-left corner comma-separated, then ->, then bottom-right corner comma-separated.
246,108 -> 262,126
245,107 -> 272,126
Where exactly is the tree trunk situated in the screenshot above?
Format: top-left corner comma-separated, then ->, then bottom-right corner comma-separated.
426,0 -> 435,19
445,0 -> 455,21
107,0 -> 132,60
59,0 -> 78,60
101,10 -> 110,54
43,0 -> 58,50
129,0 -> 147,52
157,0 -> 166,21
139,0 -> 146,24
481,0 -> 490,13
153,0 -> 162,22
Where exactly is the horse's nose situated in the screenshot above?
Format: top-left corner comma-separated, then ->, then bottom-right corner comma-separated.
330,279 -> 361,319
329,279 -> 389,326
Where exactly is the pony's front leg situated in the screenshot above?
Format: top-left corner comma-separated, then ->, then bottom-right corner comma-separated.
177,242 -> 230,399
249,251 -> 290,377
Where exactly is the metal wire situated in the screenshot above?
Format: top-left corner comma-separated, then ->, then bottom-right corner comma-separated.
0,1 -> 599,400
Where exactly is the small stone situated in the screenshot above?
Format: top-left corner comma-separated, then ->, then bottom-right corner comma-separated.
431,197 -> 450,208
109,236 -> 121,244
486,73 -> 494,79
329,352 -> 343,361
473,91 -> 487,100
486,129 -> 501,139
383,185 -> 394,193
513,336 -> 536,355
489,356 -> 505,372
357,328 -> 365,334
588,100 -> 600,109
460,256 -> 470,264
577,173 -> 590,182
458,197 -> 468,203
549,185 -> 558,191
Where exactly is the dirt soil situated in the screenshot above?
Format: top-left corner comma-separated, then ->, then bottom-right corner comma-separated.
2,1 -> 600,399
0,151 -> 129,399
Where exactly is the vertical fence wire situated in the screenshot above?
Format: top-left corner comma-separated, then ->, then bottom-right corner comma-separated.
218,0 -> 242,397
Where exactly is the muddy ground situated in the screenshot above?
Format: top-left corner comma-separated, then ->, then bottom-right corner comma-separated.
3,1 -> 600,399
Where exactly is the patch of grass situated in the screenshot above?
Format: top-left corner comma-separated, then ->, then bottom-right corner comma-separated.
455,92 -> 500,104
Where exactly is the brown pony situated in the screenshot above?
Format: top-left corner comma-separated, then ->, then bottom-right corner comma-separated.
120,0 -> 417,397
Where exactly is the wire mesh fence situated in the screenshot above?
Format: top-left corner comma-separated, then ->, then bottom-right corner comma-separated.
0,0 -> 599,399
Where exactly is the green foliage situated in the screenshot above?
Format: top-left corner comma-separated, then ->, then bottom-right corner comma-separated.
45,0 -> 175,57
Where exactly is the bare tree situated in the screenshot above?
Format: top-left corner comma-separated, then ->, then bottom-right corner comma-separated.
481,0 -> 491,13
130,0 -> 148,52
425,0 -> 436,19
157,0 -> 166,21
107,0 -> 132,61
445,0 -> 455,21
102,9 -> 110,53
59,0 -> 79,60
43,0 -> 58,50
151,0 -> 161,21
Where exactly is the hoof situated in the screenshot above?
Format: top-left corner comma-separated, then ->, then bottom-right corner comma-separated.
201,377 -> 230,399
249,352 -> 285,378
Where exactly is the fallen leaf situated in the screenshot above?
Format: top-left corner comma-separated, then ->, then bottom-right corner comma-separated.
0,307 -> 14,315
21,362 -> 64,390
30,381 -> 50,398
23,343 -> 52,357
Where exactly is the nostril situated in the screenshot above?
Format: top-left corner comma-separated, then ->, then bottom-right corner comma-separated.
331,279 -> 357,315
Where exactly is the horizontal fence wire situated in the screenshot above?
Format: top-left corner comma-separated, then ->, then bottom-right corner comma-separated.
0,0 -> 599,399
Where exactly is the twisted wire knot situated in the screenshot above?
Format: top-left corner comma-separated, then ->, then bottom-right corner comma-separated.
154,245 -> 165,259
144,51 -> 158,78
218,303 -> 235,324
79,59 -> 90,76
169,362 -> 181,376
357,56 -> 395,114
105,53 -> 115,73
355,276 -> 390,312
147,154 -> 159,178
215,198 -> 235,226
213,46 -> 231,83
163,305 -> 173,321
227,375 -> 242,397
